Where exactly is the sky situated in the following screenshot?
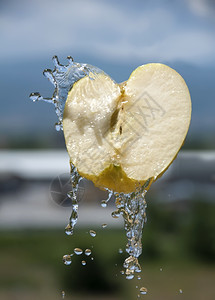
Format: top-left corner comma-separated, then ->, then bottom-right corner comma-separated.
0,0 -> 215,148
0,0 -> 215,65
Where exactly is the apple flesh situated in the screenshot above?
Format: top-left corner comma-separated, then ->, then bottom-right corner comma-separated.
63,63 -> 191,193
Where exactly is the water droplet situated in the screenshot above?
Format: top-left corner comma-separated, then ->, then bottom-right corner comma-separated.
82,260 -> 87,266
137,295 -> 140,298
89,230 -> 96,237
55,122 -> 62,131
62,291 -> 65,299
126,274 -> 134,280
136,285 -> 138,288
29,92 -> 41,102
74,248 -> 83,255
65,224 -> 73,236
140,287 -> 148,295
120,270 -> 124,275
179,289 -> 183,294
118,248 -> 123,254
160,267 -> 163,272
63,255 -> 72,265
137,276 -> 141,280
102,223 -> 107,228
101,200 -> 107,208
67,56 -> 74,64
91,257 -> 94,261
111,210 -> 120,218
85,249 -> 92,256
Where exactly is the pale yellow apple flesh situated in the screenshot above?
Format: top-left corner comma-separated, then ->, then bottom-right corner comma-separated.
63,63 -> 191,193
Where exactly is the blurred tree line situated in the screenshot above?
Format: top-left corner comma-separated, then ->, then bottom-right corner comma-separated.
0,198 -> 214,298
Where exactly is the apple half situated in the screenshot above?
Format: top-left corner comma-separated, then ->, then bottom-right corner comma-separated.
63,63 -> 191,193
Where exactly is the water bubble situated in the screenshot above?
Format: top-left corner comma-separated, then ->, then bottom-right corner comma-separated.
89,230 -> 96,237
160,267 -> 163,272
118,248 -> 123,254
63,255 -> 72,265
74,248 -> 83,255
82,260 -> 87,266
102,223 -> 107,228
179,289 -> 183,294
62,291 -> 65,299
85,249 -> 92,256
140,287 -> 148,295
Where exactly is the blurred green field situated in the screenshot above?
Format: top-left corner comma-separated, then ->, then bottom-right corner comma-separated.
0,199 -> 214,300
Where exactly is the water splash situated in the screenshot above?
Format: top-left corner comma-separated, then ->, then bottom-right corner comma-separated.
101,189 -> 113,208
29,55 -> 104,130
64,164 -> 82,236
30,56 -> 103,236
113,179 -> 151,279
30,56 -> 153,288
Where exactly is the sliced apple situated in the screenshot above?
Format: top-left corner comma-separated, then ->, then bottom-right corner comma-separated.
63,63 -> 191,193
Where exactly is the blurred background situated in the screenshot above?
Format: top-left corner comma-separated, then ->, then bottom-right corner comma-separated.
0,0 -> 215,299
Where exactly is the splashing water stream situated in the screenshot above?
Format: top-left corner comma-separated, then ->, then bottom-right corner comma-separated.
30,56 -> 153,289
113,180 -> 150,278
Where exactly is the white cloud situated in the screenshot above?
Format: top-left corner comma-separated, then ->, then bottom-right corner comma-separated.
186,0 -> 215,18
0,0 -> 215,65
